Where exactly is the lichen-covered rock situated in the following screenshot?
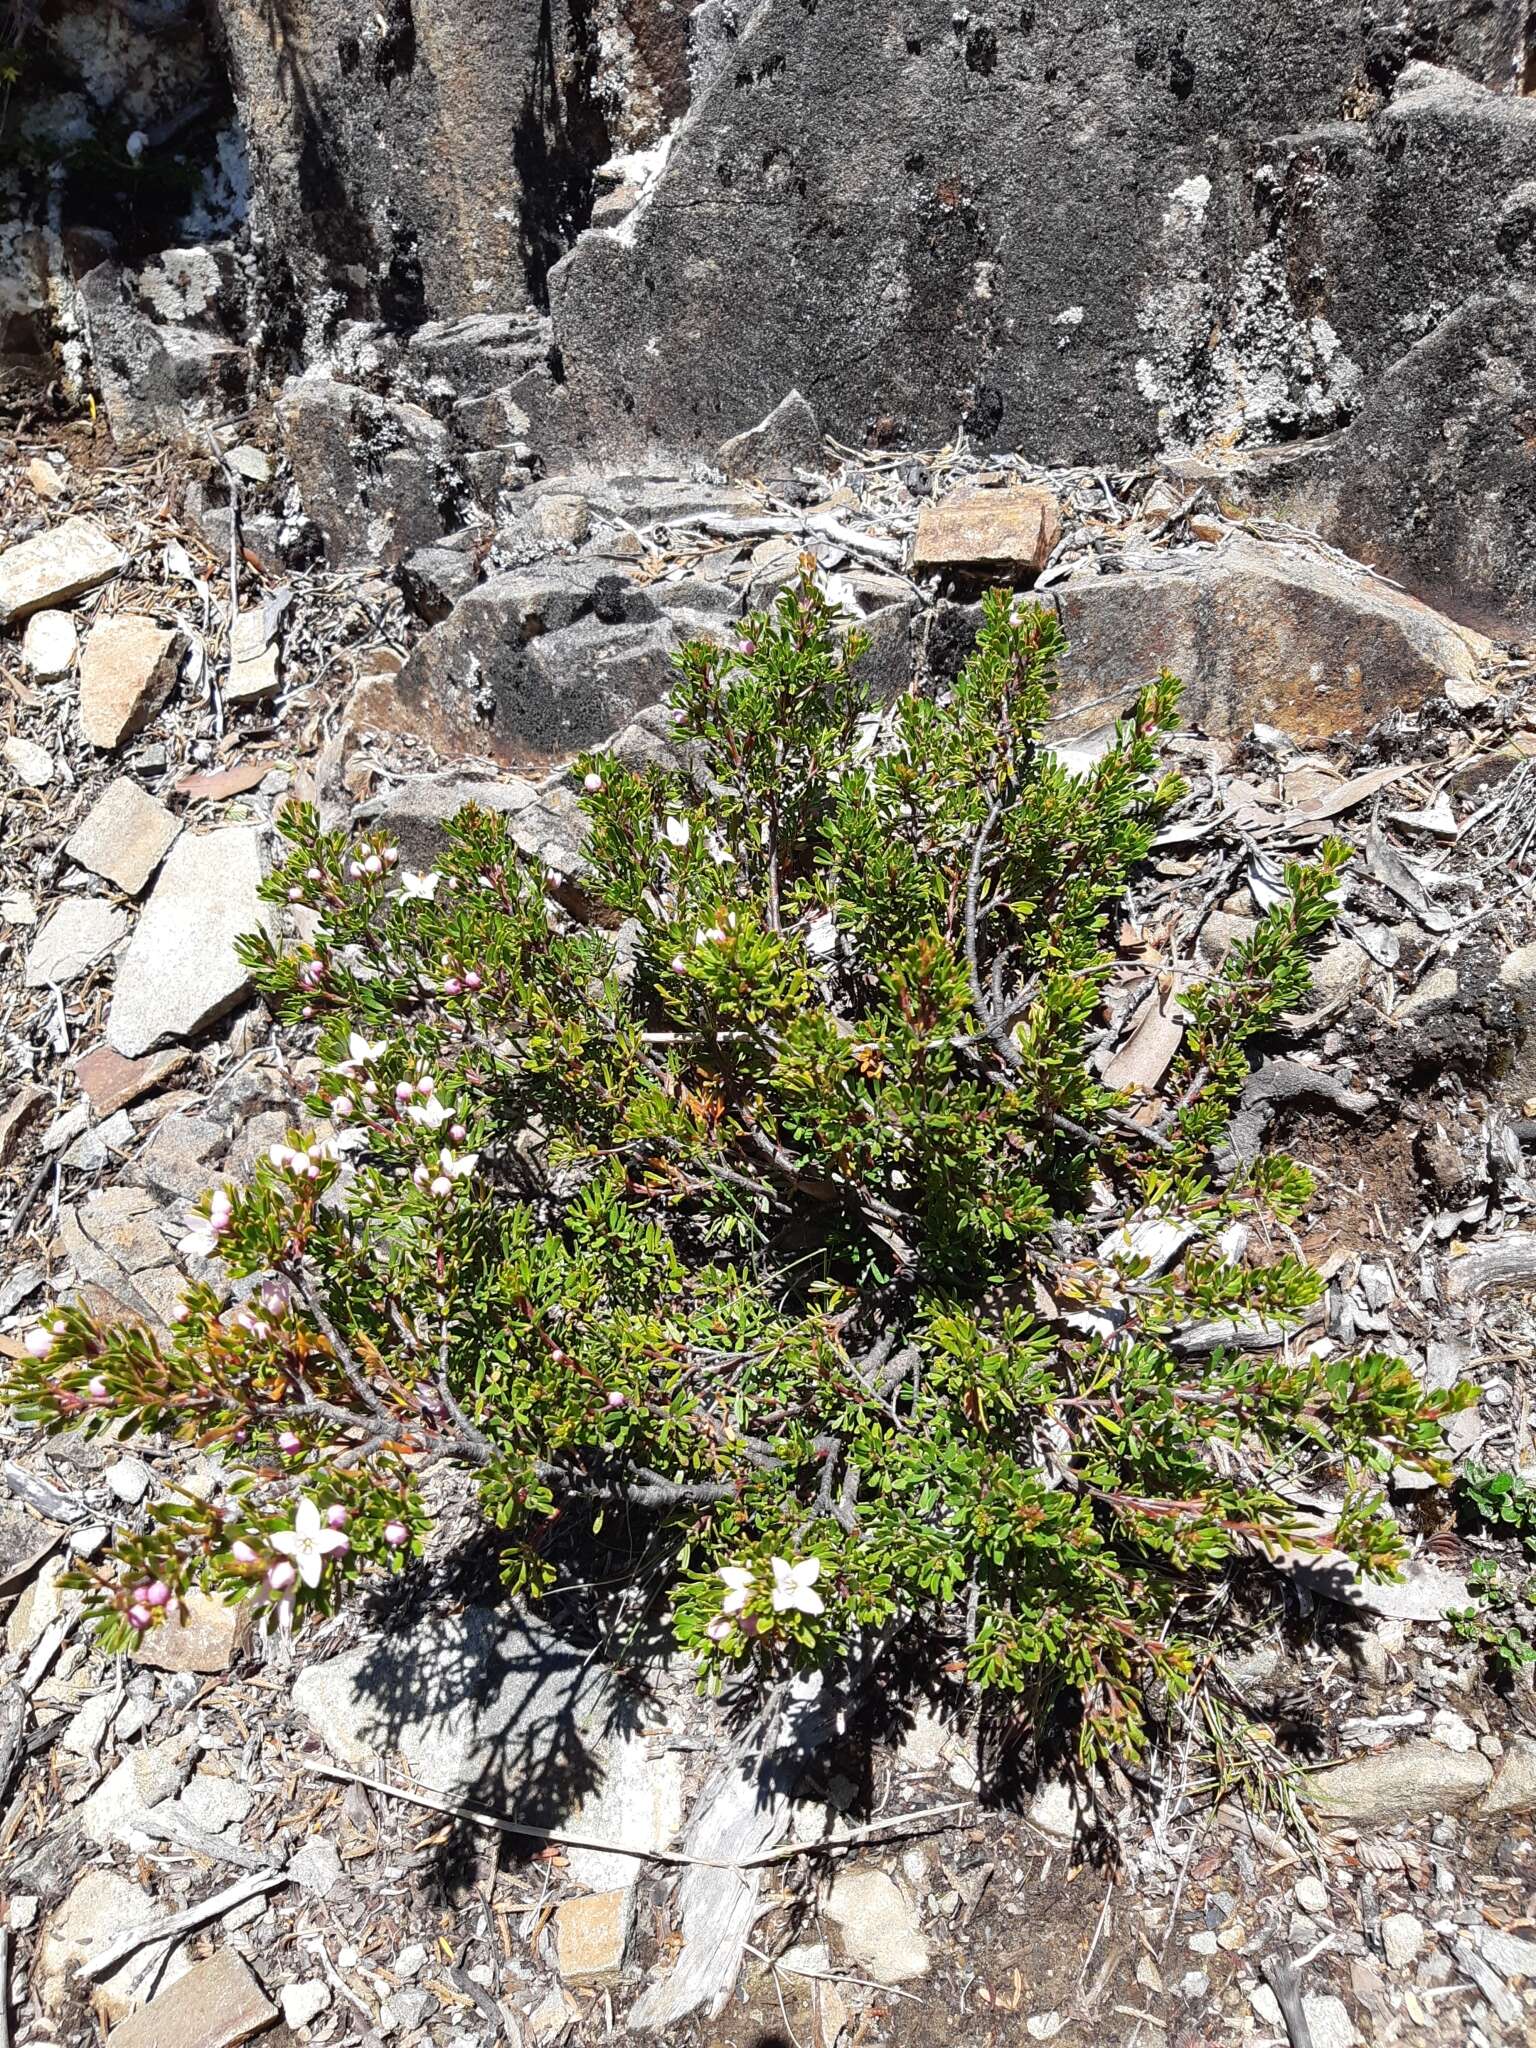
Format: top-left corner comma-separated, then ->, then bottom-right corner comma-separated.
278,374 -> 451,568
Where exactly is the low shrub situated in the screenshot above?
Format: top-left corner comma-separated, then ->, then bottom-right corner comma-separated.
8,574 -> 1469,1761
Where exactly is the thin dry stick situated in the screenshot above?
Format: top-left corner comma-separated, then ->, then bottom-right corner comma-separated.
307,1763 -> 966,1871
83,1869 -> 286,1978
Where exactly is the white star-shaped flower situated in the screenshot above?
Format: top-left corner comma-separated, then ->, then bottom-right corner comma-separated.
399,870 -> 441,901
406,1093 -> 453,1129
331,1030 -> 388,1077
661,815 -> 691,849
437,1145 -> 479,1180
269,1497 -> 350,1589
770,1556 -> 824,1615
718,1565 -> 755,1616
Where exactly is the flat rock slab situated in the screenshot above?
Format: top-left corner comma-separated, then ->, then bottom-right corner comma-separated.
108,827 -> 272,1057
911,484 -> 1062,581
75,1043 -> 192,1117
25,897 -> 129,987
718,389 -> 823,482
106,1949 -> 276,2048
554,1891 -> 630,1984
79,616 -> 185,750
0,515 -> 125,624
292,1605 -> 616,1807
66,777 -> 181,894
132,1589 -> 239,1674
5,735 -> 55,786
1052,539 -> 1487,741
1306,1739 -> 1493,1822
823,1867 -> 930,1983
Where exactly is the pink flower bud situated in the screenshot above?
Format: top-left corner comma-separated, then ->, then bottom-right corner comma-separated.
413,1164 -> 430,1187
288,885 -> 303,902
86,1376 -> 107,1400
24,1324 -> 55,1359
395,1081 -> 414,1101
146,1580 -> 171,1607
362,1077 -> 377,1095
267,1560 -> 296,1591
605,1391 -> 626,1409
326,1505 -> 348,1530
128,1603 -> 153,1630
442,977 -> 462,995
301,1004 -> 315,1019
383,1521 -> 409,1548
230,1540 -> 259,1564
333,1092 -> 353,1117
464,971 -> 482,990
584,771 -> 603,794
706,1616 -> 732,1643
450,1123 -> 467,1143
347,860 -> 363,880
384,846 -> 398,866
277,1430 -> 301,1454
430,1175 -> 452,1198
171,1301 -> 190,1323
364,853 -> 383,876
306,867 -> 322,882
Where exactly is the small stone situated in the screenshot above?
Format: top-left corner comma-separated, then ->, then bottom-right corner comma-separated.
133,1589 -> 238,1674
288,1837 -> 343,1897
1307,1741 -> 1492,1822
823,1867 -> 930,1983
108,827 -> 274,1057
178,1768 -> 254,1834
80,1733 -> 198,1851
911,483 -> 1062,582
395,1942 -> 428,1979
1294,1875 -> 1330,1915
280,1981 -> 331,2030
717,389 -> 823,481
527,1984 -> 580,2043
9,1895 -> 38,1930
28,456 -> 66,500
75,1043 -> 191,1117
1026,1771 -> 1093,1841
24,897 -> 129,987
105,1948 -> 276,2048
1189,1929 -> 1219,1956
1430,1707 -> 1477,1753
1302,1993 -> 1359,2048
225,445 -> 272,484
4,735 -> 56,786
1025,2016 -> 1064,2041
79,616 -> 185,749
384,1987 -> 434,2031
226,611 -> 281,705
6,1555 -> 72,1657
104,1456 -> 152,1504
0,515 -> 126,624
66,778 -> 181,894
1380,1911 -> 1424,1972
554,1891 -> 629,1984
21,609 -> 77,679
533,493 -> 592,548
1250,1985 -> 1283,2027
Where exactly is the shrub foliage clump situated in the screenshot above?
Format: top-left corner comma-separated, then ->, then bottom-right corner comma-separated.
9,576 -> 1469,1761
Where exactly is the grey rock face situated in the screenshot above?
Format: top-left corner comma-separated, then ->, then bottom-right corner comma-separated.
386,565 -> 678,765
278,375 -> 452,568
547,8 -> 1534,620
209,0 -> 667,327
